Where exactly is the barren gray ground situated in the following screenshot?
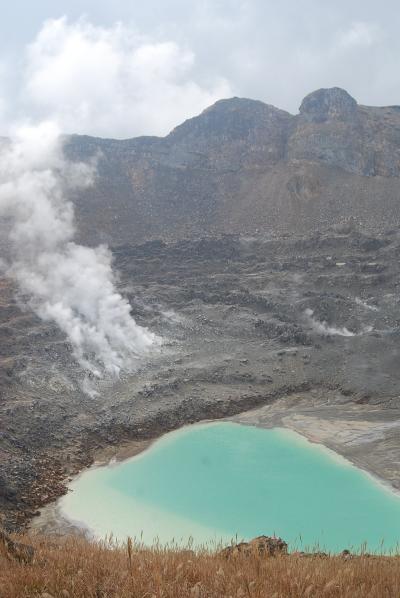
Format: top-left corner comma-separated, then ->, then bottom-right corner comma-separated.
1,229 -> 400,531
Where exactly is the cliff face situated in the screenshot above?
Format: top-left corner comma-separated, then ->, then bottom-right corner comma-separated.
65,87 -> 400,244
291,88 -> 400,176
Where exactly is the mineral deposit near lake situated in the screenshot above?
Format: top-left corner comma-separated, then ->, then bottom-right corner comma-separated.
61,423 -> 400,552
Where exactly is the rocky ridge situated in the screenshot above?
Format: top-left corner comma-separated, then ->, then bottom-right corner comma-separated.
65,87 -> 400,245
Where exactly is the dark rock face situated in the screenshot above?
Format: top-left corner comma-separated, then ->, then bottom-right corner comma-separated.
168,97 -> 292,167
299,87 -> 358,123
64,88 -> 400,246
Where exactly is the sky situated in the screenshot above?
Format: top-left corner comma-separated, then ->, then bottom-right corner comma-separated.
0,0 -> 398,138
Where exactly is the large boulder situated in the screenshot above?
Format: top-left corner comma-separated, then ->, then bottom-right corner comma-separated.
220,535 -> 288,558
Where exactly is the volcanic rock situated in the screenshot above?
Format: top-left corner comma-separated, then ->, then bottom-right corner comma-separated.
220,535 -> 288,558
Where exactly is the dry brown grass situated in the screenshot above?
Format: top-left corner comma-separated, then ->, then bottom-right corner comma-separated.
1,533 -> 400,598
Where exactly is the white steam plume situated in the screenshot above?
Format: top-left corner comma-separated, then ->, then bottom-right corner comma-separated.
0,122 -> 159,377
304,308 -> 355,337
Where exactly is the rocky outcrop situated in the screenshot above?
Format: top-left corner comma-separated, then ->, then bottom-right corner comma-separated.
220,537 -> 357,560
288,88 -> 400,177
220,536 -> 288,558
299,87 -> 358,123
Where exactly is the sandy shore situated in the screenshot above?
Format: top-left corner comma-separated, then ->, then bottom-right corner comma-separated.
29,438 -> 153,536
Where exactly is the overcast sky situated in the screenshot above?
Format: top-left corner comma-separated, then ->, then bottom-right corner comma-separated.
0,0 -> 398,137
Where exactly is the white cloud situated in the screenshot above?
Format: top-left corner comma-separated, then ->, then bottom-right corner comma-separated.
0,62 -> 9,133
335,22 -> 381,51
22,17 -> 232,138
0,97 -> 6,132
0,4 -> 398,135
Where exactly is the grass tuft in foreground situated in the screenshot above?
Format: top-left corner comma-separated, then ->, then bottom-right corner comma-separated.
1,533 -> 400,597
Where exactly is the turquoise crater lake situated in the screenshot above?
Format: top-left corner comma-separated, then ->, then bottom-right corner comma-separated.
61,422 -> 400,552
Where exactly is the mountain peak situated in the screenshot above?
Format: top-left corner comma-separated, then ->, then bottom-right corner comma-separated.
167,96 -> 291,141
299,87 -> 358,123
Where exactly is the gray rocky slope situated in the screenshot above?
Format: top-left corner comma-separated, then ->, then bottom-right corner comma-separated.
66,87 -> 400,244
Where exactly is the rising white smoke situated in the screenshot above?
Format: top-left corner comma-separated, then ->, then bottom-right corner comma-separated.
304,308 -> 356,337
0,122 -> 159,378
304,308 -> 374,337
